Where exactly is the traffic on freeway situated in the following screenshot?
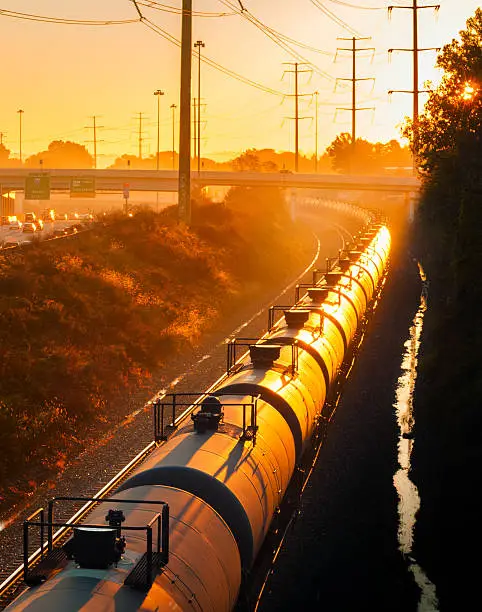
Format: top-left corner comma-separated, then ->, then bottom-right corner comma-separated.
0,211 -> 93,250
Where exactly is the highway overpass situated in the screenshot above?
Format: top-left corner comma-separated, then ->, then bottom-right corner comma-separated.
0,168 -> 420,195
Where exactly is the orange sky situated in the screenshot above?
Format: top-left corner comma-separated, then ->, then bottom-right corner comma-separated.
0,0 -> 479,166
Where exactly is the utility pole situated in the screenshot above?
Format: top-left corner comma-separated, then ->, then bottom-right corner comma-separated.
194,40 -> 205,176
283,63 -> 311,172
171,104 -> 177,170
178,0 -> 192,224
137,112 -> 145,160
17,110 -> 24,164
314,91 -> 319,172
85,115 -> 104,169
154,90 -> 165,170
336,37 -> 375,157
388,1 -> 440,164
193,98 -> 197,163
0,132 -> 5,146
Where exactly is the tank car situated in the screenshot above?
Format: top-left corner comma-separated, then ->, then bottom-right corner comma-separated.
6,223 -> 390,612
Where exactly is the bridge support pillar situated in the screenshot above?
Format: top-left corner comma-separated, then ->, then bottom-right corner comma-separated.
406,192 -> 418,223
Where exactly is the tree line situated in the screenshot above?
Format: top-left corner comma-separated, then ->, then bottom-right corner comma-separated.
0,136 -> 411,175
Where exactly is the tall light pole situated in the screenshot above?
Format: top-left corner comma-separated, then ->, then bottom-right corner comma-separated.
194,40 -> 205,175
170,104 -> 177,170
17,109 -> 24,164
153,90 -> 164,170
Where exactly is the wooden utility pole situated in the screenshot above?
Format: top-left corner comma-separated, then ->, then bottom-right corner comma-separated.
85,115 -> 104,169
178,0 -> 192,224
283,63 -> 311,172
336,37 -> 375,153
388,1 -> 440,165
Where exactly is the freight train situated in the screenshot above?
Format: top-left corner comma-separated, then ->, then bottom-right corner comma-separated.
6,221 -> 390,611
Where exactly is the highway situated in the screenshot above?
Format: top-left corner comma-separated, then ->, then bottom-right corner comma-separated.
0,168 -> 420,194
0,219 -> 87,249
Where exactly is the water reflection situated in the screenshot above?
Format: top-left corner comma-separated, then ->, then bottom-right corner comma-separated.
393,262 -> 438,612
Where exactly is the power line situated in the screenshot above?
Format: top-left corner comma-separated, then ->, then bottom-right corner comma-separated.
141,17 -> 285,96
218,0 -> 337,82
325,0 -> 386,10
310,0 -> 363,37
0,9 -> 139,26
137,1 -> 236,17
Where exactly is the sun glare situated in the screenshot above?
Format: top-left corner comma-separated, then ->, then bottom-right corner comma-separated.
462,82 -> 477,101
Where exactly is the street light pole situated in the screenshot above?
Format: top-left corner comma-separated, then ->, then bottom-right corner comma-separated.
170,104 -> 177,170
17,109 -> 24,164
154,90 -> 165,170
194,40 -> 205,176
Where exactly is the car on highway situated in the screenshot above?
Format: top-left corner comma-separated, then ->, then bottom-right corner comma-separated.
1,216 -> 10,226
78,213 -> 93,222
53,228 -> 67,237
22,222 -> 37,233
33,219 -> 44,231
24,212 -> 37,223
41,210 -> 55,222
8,219 -> 22,230
1,240 -> 20,249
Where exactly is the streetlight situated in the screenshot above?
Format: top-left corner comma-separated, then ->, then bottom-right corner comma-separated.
170,104 -> 177,170
194,40 -> 205,175
17,109 -> 24,164
153,90 -> 165,170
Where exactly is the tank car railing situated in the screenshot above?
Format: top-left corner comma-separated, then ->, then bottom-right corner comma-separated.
22,508 -> 46,576
226,336 -> 300,377
226,337 -> 260,375
153,392 -> 214,442
239,395 -> 260,445
24,496 -> 170,588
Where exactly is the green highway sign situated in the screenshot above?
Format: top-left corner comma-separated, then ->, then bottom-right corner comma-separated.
70,177 -> 96,198
25,174 -> 51,200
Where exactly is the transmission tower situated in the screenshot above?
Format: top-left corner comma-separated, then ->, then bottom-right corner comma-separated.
283,62 -> 312,172
388,0 -> 440,158
336,37 -> 375,152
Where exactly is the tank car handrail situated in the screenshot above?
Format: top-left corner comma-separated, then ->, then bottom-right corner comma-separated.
23,498 -> 170,588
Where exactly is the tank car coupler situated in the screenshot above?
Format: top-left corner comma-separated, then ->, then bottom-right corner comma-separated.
192,395 -> 224,434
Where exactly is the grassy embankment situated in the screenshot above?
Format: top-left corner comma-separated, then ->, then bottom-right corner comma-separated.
0,187 -> 314,506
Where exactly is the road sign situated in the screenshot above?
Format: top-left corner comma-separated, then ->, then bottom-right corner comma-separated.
70,177 -> 96,198
25,174 -> 50,200
123,183 -> 130,200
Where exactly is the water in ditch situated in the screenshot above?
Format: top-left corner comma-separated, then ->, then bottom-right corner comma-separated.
393,262 -> 439,612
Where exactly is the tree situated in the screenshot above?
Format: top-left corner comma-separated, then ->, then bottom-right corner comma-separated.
404,8 -> 482,173
0,143 -> 11,164
401,11 -> 482,608
326,133 -> 410,174
232,149 -> 261,172
25,140 -> 93,168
